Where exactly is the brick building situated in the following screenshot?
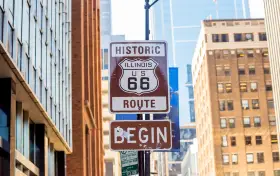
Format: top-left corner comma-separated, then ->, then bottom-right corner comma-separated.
67,0 -> 104,176
192,19 -> 279,176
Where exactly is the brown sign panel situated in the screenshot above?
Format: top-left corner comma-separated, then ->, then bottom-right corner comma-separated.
110,120 -> 172,151
109,41 -> 170,114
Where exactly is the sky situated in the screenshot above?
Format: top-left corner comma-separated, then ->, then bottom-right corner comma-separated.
248,0 -> 265,18
111,0 -> 145,40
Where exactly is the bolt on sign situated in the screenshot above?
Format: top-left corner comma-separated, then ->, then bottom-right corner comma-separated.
109,41 -> 170,114
110,120 -> 172,150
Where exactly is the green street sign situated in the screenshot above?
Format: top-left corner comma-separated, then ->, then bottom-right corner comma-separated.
120,151 -> 138,176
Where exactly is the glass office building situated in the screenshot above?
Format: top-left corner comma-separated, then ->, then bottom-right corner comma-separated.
151,0 -> 250,124
0,0 -> 72,175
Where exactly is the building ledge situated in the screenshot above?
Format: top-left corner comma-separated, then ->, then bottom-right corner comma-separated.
0,42 -> 72,154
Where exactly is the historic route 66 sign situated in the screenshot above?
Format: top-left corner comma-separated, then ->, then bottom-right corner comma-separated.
119,59 -> 159,95
109,41 -> 170,114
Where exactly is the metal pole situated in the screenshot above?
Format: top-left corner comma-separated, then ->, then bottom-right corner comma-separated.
145,1 -> 151,176
145,0 -> 150,40
137,114 -> 145,176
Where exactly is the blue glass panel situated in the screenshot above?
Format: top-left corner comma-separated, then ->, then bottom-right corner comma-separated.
0,109 -> 9,142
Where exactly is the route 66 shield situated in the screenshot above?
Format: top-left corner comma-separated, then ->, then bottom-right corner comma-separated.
118,59 -> 159,95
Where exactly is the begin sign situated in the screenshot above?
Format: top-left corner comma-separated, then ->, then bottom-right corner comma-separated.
109,41 -> 170,114
110,120 -> 172,151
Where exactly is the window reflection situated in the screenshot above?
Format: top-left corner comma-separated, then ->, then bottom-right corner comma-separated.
0,108 -> 9,142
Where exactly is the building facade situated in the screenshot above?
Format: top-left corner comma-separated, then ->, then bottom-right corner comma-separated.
263,0 -> 280,156
168,124 -> 196,176
101,35 -> 124,176
102,70 -> 121,176
0,0 -> 72,175
150,0 -> 251,124
192,19 -> 279,176
67,0 -> 104,176
181,138 -> 198,176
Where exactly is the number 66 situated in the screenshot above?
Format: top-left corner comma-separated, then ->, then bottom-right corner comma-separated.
128,77 -> 150,90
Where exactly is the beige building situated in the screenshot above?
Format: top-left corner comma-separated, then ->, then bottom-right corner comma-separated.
102,69 -> 121,176
192,19 -> 280,176
263,0 -> 280,156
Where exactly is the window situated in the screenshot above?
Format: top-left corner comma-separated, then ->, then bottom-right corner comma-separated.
212,34 -> 219,42
250,82 -> 258,92
242,100 -> 249,110
29,121 -> 35,163
273,152 -> 279,162
221,119 -> 227,128
254,116 -> 261,127
257,153 -> 264,163
258,171 -> 265,176
212,34 -> 229,42
269,116 -> 276,126
263,50 -> 268,57
0,9 -> 3,42
7,24 -> 14,57
0,107 -> 9,142
223,50 -> 229,57
245,136 -> 252,145
221,34 -> 229,42
218,83 -> 224,93
246,153 -> 254,164
245,33 -> 254,41
215,50 -> 221,59
225,83 -> 232,93
216,65 -> 223,76
248,172 -> 255,176
271,135 -> 278,144
186,65 -> 192,83
256,136 -> 262,145
232,154 -> 238,164
224,65 -> 231,76
231,136 -> 236,146
266,81 -> 272,91
229,118 -> 235,128
237,50 -> 245,58
219,100 -> 226,111
227,101 -> 234,111
252,99 -> 260,109
243,117 -> 250,127
224,173 -> 230,176
222,154 -> 229,165
275,170 -> 280,176
8,0 -> 14,15
264,65 -> 270,74
234,33 -> 242,41
17,42 -> 22,70
247,50 -> 254,57
222,136 -> 228,147
240,82 -> 247,92
268,100 -> 274,109
188,87 -> 194,99
259,33 -> 267,41
234,33 -> 254,41
238,65 -> 245,75
249,65 -> 255,75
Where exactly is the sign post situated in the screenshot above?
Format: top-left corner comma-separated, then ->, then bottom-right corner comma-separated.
109,40 -> 169,176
